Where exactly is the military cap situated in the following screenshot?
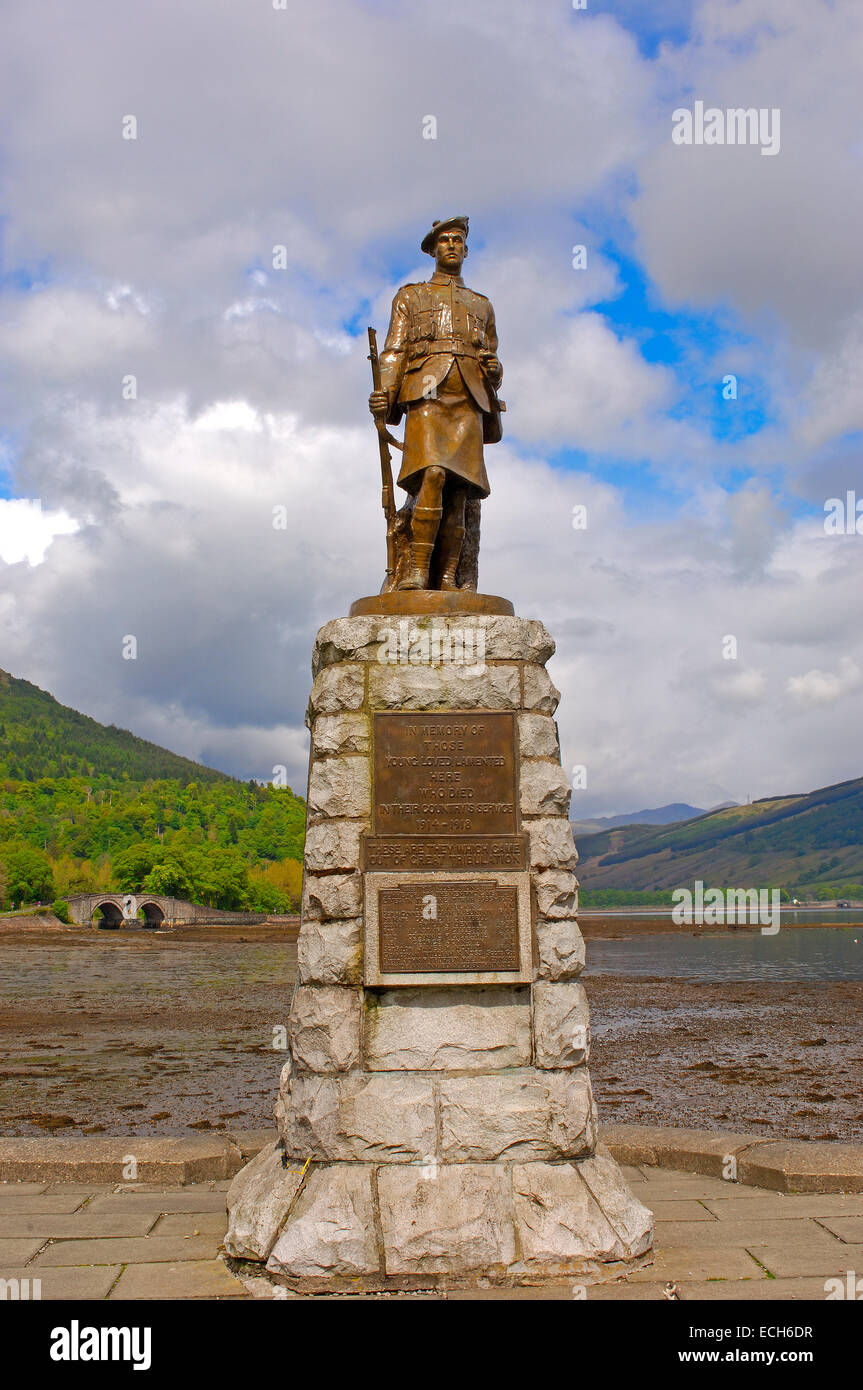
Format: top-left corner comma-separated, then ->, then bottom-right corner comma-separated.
421,215 -> 469,255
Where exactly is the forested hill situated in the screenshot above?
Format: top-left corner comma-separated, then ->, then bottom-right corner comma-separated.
576,774 -> 863,902
0,669 -> 306,914
0,669 -> 230,784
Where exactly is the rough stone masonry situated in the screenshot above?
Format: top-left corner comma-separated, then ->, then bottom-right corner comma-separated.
224,614 -> 653,1290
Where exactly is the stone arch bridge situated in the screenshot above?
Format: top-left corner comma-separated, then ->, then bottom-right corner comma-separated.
66,893 -> 271,929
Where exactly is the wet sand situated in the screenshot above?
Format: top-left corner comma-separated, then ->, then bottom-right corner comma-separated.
1,925 -> 860,1142
587,975 -> 863,1142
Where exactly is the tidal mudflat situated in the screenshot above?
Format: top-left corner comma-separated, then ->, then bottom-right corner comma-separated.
1,923 -> 860,1142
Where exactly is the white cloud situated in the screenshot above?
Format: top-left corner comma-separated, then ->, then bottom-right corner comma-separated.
787,657 -> 861,709
0,498 -> 79,565
0,0 -> 861,818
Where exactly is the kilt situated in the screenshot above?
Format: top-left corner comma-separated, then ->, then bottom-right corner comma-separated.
397,363 -> 490,498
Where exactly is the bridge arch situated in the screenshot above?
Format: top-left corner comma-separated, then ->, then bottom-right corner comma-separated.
138,900 -> 166,928
92,899 -> 124,929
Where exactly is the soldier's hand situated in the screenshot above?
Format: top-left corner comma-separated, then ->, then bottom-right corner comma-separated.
480,352 -> 501,385
369,390 -> 389,420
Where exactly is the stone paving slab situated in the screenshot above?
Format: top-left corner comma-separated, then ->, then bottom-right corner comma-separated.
0,1237 -> 45,1264
700,1193 -> 863,1220
644,1200 -> 718,1220
86,1189 -> 229,1213
754,1242 -> 863,1279
816,1216 -> 863,1242
635,1173 -> 764,1200
3,1161 -> 861,1300
151,1211 -> 231,1237
588,1278 -> 831,1301
0,1211 -> 158,1239
33,1233 -> 222,1267
109,1259 -> 249,1300
43,1183 -> 114,1195
0,1190 -> 87,1213
628,1245 -> 765,1282
655,1218 -> 846,1248
0,1265 -> 123,1300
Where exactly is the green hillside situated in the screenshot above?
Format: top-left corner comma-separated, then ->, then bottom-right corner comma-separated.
0,669 -> 305,914
0,669 -> 232,784
576,775 -> 863,903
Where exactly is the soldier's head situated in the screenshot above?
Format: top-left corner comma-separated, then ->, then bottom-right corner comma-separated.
433,227 -> 467,275
421,216 -> 469,274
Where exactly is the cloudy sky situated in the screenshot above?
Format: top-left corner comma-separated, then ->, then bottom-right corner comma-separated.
1,0 -> 861,816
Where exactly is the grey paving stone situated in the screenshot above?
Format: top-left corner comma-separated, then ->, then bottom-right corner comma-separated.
0,1183 -> 48,1195
655,1218 -> 843,1248
42,1184 -> 104,1195
646,1200 -> 718,1221
754,1242 -> 863,1279
627,1245 -> 766,1282
109,1181 -> 218,1193
0,1191 -> 90,1213
86,1189 -> 228,1213
0,1237 -> 44,1264
109,1259 -> 248,1300
447,1285 -> 574,1300
640,1175 -> 765,1201
702,1194 -> 863,1221
816,1216 -> 863,1243
33,1234 -> 222,1266
587,1281 -> 672,1301
674,1277 -> 835,1301
0,1265 -> 122,1300
150,1211 -> 229,1238
0,1211 -> 156,1239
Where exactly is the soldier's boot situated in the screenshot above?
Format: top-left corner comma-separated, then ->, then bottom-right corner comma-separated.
398,506 -> 442,590
437,519 -> 465,590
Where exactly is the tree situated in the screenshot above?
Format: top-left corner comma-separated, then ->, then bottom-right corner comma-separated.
1,845 -> 55,906
142,858 -> 193,900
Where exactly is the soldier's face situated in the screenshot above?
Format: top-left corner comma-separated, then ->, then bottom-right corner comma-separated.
435,231 -> 466,274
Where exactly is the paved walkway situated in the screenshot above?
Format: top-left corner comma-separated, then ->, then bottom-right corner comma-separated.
2,1163 -> 861,1300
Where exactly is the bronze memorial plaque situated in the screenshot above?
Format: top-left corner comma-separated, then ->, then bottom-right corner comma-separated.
373,711 -> 517,837
363,834 -> 526,872
378,880 -> 520,974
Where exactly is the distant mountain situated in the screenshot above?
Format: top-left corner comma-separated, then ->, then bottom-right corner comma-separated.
570,803 -> 708,836
0,668 -> 230,784
575,776 -> 863,896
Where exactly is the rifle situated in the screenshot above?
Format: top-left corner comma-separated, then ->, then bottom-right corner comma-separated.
367,326 -> 402,589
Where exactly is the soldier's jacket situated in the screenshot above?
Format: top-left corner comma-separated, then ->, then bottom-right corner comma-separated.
378,270 -> 502,423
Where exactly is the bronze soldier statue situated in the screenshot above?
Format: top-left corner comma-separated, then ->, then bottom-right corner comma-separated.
368,216 -> 503,592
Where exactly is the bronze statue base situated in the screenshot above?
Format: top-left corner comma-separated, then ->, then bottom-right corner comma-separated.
349,591 -> 514,617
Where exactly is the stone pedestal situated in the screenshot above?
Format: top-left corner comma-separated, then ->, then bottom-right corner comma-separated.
224,612 -> 653,1290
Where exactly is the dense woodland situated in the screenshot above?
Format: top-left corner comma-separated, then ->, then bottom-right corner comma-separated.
0,670 -> 305,913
